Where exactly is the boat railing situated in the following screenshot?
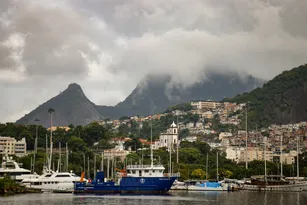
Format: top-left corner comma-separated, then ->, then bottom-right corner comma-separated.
164,172 -> 180,177
126,164 -> 164,169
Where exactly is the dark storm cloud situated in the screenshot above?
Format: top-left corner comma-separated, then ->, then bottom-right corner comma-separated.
0,0 -> 307,122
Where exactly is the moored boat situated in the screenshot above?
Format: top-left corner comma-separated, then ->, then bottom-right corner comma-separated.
74,164 -> 178,195
0,154 -> 39,182
187,181 -> 225,191
242,175 -> 307,192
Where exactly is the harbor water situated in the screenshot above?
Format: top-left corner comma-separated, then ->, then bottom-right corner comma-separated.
1,191 -> 307,205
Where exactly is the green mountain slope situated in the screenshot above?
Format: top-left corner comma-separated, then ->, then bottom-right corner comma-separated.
225,64 -> 307,128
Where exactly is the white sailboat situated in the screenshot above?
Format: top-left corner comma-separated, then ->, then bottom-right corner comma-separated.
243,136 -> 307,192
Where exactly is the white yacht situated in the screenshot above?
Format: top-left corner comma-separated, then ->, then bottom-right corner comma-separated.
0,154 -> 39,182
22,167 -> 84,192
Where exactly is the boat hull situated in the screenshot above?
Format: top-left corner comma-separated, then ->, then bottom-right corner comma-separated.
74,177 -> 177,195
242,183 -> 307,192
187,185 -> 225,191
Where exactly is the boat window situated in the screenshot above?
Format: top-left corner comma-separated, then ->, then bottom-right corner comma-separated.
132,170 -> 136,174
144,170 -> 149,173
45,174 -> 52,177
55,174 -> 71,177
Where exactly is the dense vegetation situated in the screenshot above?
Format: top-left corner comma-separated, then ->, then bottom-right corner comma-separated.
0,176 -> 41,195
224,64 -> 307,129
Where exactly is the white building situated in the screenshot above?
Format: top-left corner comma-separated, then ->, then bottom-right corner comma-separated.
191,101 -> 222,110
182,136 -> 197,142
0,136 -> 27,157
159,122 -> 179,151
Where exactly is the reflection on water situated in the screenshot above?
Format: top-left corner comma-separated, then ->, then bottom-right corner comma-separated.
1,191 -> 307,205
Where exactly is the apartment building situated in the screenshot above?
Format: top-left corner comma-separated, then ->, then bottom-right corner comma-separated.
239,147 -> 273,163
0,136 -> 27,157
191,101 -> 222,110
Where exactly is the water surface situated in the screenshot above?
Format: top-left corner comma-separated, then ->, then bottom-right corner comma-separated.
1,191 -> 307,205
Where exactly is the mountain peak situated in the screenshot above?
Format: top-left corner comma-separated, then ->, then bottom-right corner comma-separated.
16,82 -> 101,127
67,83 -> 82,91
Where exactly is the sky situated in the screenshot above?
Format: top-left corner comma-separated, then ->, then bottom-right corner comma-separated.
0,0 -> 307,122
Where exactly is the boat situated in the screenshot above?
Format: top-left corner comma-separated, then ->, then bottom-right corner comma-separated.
74,164 -> 178,195
21,110 -> 83,192
170,180 -> 187,190
22,166 -> 83,192
187,181 -> 225,191
74,121 -> 178,195
242,175 -> 306,192
0,154 -> 39,182
242,136 -> 307,192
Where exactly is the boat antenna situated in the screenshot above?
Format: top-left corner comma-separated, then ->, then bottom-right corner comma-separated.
150,118 -> 153,168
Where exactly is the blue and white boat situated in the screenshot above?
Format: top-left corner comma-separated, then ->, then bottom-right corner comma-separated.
74,122 -> 178,195
187,181 -> 225,191
74,164 -> 178,195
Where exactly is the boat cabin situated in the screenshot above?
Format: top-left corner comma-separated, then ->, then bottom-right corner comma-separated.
125,165 -> 165,177
0,156 -> 31,177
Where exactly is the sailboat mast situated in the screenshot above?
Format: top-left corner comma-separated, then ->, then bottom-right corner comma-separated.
87,155 -> 90,179
206,153 -> 208,180
297,135 -> 300,179
66,142 -> 68,172
280,134 -> 283,177
33,118 -> 39,174
264,137 -> 267,184
59,142 -> 61,172
48,108 -> 54,171
245,104 -> 248,169
101,153 -> 104,172
150,119 -> 153,168
94,155 -> 96,179
216,151 -> 218,181
45,134 -> 48,168
176,114 -> 179,164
